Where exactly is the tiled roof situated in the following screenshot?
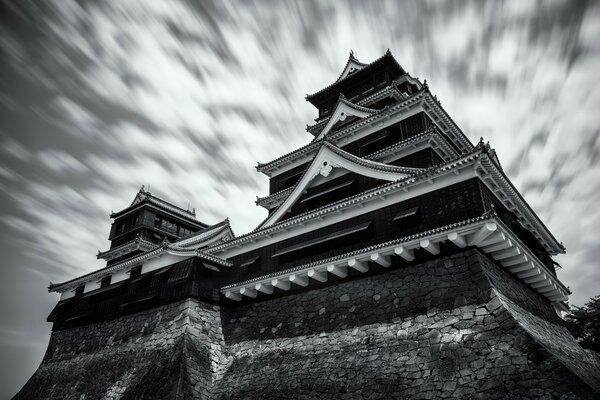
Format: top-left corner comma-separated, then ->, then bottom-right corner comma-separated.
49,242 -> 232,292
257,89 -> 427,174
221,214 -> 491,290
210,150 -> 483,254
111,187 -> 206,226
306,49 -> 405,101
175,218 -> 233,247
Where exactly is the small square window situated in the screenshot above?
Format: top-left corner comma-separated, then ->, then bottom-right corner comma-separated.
100,275 -> 111,288
129,266 -> 142,279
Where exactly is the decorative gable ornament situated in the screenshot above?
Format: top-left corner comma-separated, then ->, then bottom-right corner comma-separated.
316,95 -> 378,140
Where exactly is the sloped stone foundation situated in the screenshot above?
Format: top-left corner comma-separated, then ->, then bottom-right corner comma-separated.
15,299 -> 227,400
15,249 -> 600,399
215,249 -> 600,399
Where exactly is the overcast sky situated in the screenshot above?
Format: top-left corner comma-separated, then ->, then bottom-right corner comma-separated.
1,0 -> 599,397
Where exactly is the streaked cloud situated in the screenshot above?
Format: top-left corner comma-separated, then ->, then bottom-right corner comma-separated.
1,0 -> 599,397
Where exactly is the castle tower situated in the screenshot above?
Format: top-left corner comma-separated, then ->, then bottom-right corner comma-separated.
97,186 -> 209,266
16,51 -> 600,399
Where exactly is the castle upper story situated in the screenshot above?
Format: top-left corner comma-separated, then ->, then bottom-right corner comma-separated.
46,51 -> 569,331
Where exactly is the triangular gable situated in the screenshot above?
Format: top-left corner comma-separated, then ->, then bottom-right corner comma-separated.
316,96 -> 377,140
176,219 -> 234,249
336,51 -> 368,82
130,186 -> 149,206
259,142 -> 421,228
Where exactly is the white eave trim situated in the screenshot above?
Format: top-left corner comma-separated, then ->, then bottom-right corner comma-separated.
221,216 -> 570,304
50,245 -> 232,293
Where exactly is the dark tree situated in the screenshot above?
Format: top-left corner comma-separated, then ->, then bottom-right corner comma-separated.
564,295 -> 600,352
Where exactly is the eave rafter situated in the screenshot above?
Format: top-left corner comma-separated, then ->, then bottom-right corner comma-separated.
222,215 -> 570,305
473,155 -> 564,255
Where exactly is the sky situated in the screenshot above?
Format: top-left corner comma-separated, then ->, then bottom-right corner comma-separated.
1,0 -> 599,397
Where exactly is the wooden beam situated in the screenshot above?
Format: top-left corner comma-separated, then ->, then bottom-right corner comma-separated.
447,232 -> 466,248
327,264 -> 347,278
240,287 -> 257,298
538,284 -> 558,293
479,232 -> 506,247
255,282 -> 273,294
348,258 -> 368,273
420,239 -> 440,255
548,293 -> 568,302
289,273 -> 309,287
483,239 -> 512,253
468,223 -> 497,246
530,277 -> 551,287
271,278 -> 290,291
508,261 -> 534,273
516,266 -> 541,279
308,269 -> 327,282
524,273 -> 547,284
370,253 -> 391,268
502,254 -> 529,267
394,246 -> 414,261
493,247 -> 521,260
225,291 -> 241,301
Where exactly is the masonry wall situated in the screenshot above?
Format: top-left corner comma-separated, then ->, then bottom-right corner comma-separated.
16,249 -> 600,399
216,249 -> 600,399
15,299 -> 228,400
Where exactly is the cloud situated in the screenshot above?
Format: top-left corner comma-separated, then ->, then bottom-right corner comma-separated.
0,0 -> 599,397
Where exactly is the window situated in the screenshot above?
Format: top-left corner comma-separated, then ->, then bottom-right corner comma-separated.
274,221 -> 372,265
100,275 -> 111,288
239,256 -> 261,275
393,206 -> 422,229
129,265 -> 142,279
75,285 -> 85,296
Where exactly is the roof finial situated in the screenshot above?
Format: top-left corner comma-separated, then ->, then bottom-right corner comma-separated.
140,185 -> 145,192
350,49 -> 355,58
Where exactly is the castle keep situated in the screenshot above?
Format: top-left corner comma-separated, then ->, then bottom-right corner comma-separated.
17,51 -> 600,399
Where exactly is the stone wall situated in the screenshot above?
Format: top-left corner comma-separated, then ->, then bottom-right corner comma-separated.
16,248 -> 600,399
215,249 -> 600,399
15,299 -> 228,400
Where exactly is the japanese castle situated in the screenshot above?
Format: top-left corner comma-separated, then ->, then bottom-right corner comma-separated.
18,50 -> 600,399
48,50 -> 569,315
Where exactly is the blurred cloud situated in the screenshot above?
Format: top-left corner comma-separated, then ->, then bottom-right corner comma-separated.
1,0 -> 599,397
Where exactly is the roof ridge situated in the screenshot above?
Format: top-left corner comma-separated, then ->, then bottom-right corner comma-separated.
306,50 -> 404,101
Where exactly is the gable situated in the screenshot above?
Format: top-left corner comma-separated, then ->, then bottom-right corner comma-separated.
258,143 -> 421,228
316,97 -> 377,140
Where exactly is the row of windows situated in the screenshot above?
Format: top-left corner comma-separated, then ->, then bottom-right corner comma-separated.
153,216 -> 194,237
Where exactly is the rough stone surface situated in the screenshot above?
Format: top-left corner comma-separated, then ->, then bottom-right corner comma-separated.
15,249 -> 600,399
15,299 -> 228,400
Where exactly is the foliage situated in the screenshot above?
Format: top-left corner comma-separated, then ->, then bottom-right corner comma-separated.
564,295 -> 600,352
